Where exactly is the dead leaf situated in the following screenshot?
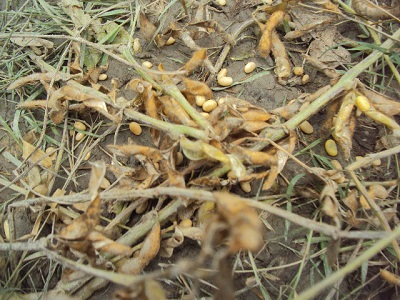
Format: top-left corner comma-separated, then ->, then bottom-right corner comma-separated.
22,140 -> 53,169
213,191 -> 263,253
139,12 -> 158,42
182,49 -> 207,74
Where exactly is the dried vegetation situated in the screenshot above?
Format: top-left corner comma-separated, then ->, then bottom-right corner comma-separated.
0,0 -> 400,299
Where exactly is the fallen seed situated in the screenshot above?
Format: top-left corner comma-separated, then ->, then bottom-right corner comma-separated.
133,38 -> 141,53
301,74 -> 310,84
372,158 -> 381,166
98,74 -> 108,81
355,95 -> 371,112
240,181 -> 252,193
325,139 -> 338,156
215,0 -> 226,6
200,112 -> 210,118
179,219 -> 193,228
244,62 -> 256,73
331,159 -> 343,171
217,68 -> 228,79
293,66 -> 304,76
84,151 -> 91,161
142,61 -> 153,69
74,121 -> 86,131
195,95 -> 206,107
129,122 -> 142,135
75,132 -> 85,141
176,152 -> 184,166
166,37 -> 176,45
299,121 -> 314,134
202,99 -> 218,112
217,76 -> 233,87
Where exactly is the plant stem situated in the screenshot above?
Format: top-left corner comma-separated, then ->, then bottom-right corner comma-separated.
296,225 -> 400,300
255,27 -> 400,150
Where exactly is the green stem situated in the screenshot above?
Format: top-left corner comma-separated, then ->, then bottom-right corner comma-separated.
124,108 -> 208,140
296,225 -> 400,300
256,27 -> 400,149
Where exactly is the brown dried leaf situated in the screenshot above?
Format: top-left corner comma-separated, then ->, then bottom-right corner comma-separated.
213,191 -> 263,253
139,12 -> 157,42
59,194 -> 101,240
182,49 -> 207,74
22,140 -> 53,169
320,184 -> 339,218
342,189 -> 358,214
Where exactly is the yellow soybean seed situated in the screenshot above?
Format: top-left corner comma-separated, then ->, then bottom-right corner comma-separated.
129,122 -> 142,135
216,0 -> 226,5
75,132 -> 85,141
372,158 -> 381,166
179,218 -> 193,228
176,152 -> 184,166
244,62 -> 256,74
98,74 -> 108,81
293,66 -> 304,76
195,95 -> 206,107
299,121 -> 314,134
331,159 -> 343,171
84,151 -> 91,161
325,139 -> 338,156
217,68 -> 228,79
240,181 -> 252,193
74,121 -> 86,131
142,61 -> 153,69
355,95 -> 371,112
301,74 -> 310,84
217,76 -> 233,86
133,38 -> 141,53
166,37 -> 176,45
202,100 -> 218,112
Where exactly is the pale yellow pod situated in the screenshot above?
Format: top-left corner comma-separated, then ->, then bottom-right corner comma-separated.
202,99 -> 218,112
325,139 -> 338,156
142,61 -> 153,69
293,66 -> 304,76
129,122 -> 142,135
74,121 -> 86,131
244,62 -> 256,74
75,132 -> 85,141
195,95 -> 206,107
217,76 -> 233,87
179,218 -> 193,228
240,181 -> 251,193
299,121 -> 314,134
135,202 -> 148,214
355,95 -> 371,112
4,220 -> 10,240
98,74 -> 108,81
